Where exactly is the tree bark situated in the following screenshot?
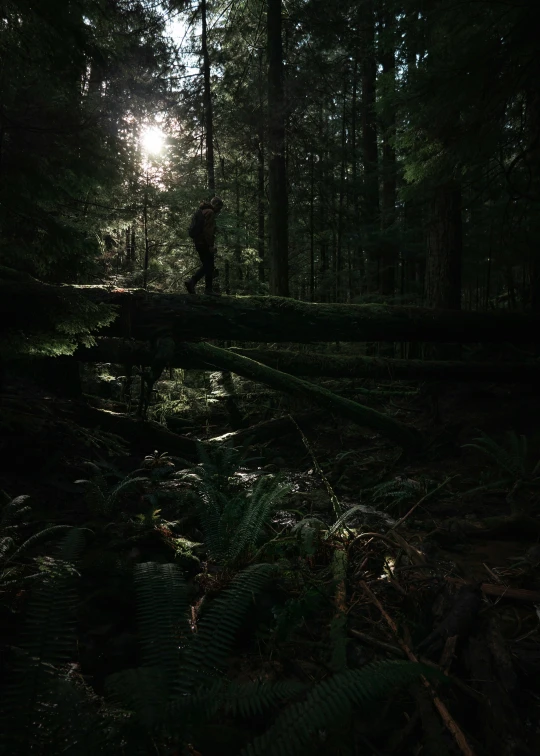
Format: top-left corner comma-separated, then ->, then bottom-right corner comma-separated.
168,342 -> 423,450
425,183 -> 463,310
267,0 -> 289,296
208,410 -> 323,445
258,49 -> 266,283
380,7 -> 397,297
336,78 -> 348,302
201,0 -> 215,195
4,278 -> 540,345
361,0 -> 379,288
77,339 -> 540,383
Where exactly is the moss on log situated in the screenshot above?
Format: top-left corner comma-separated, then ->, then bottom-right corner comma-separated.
77,338 -> 540,383
208,411 -> 324,445
174,342 -> 423,451
4,278 -> 540,345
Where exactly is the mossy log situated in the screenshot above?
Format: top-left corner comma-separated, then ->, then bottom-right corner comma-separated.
4,277 -> 540,344
78,338 -> 540,383
172,342 -> 423,451
72,403 -> 200,458
207,410 -> 324,445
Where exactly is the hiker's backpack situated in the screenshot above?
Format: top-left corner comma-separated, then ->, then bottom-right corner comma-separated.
188,208 -> 205,239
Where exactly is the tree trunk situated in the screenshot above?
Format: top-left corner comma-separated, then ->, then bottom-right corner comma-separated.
257,49 -> 266,283
380,8 -> 397,297
258,133 -> 265,283
234,161 -> 243,284
142,173 -> 150,289
350,54 -> 360,298
130,226 -> 136,263
336,79 -> 348,302
425,183 -> 462,310
267,0 -> 289,296
201,0 -> 215,195
78,339 -> 540,384
309,152 -> 315,300
171,342 -> 423,450
361,0 -> 379,285
5,278 -> 540,346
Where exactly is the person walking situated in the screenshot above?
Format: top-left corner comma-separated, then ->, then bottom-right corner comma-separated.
184,196 -> 224,295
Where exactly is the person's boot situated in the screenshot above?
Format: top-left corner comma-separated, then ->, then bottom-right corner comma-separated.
184,280 -> 196,294
204,287 -> 221,296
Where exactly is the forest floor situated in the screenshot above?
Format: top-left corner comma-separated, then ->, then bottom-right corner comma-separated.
1,362 -> 539,755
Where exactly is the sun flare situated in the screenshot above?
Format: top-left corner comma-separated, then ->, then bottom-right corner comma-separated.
141,126 -> 165,155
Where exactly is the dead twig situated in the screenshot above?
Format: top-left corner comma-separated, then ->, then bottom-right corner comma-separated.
389,475 -> 457,532
446,577 -> 540,604
360,580 -> 477,756
349,628 -> 404,657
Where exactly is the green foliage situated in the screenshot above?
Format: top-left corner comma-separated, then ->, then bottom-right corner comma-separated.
240,661 -> 440,756
0,286 -> 117,360
105,562 -> 285,749
75,461 -> 149,517
1,528 -> 89,753
363,475 -> 443,516
463,431 -> 540,510
291,517 -> 327,556
0,493 -> 72,588
181,563 -> 276,686
186,442 -> 290,565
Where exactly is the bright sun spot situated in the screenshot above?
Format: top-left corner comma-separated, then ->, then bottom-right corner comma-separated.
141,126 -> 165,155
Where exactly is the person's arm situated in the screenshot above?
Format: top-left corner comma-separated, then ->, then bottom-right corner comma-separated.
202,209 -> 216,248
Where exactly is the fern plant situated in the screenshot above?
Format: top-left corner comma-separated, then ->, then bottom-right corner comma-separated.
1,555 -> 435,755
240,660 -> 441,756
74,461 -> 149,517
363,475 -> 443,516
0,492 -> 72,589
185,442 -> 290,565
0,528 -> 103,755
463,431 -> 540,511
104,562 -> 305,753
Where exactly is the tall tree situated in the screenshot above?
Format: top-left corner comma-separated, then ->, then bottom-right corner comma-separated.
360,0 -> 379,291
267,0 -> 289,296
201,0 -> 216,195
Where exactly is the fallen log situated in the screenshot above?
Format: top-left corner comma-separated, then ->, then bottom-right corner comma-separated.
4,277 -> 540,344
446,578 -> 540,604
70,403 -> 200,459
75,401 -> 323,457
171,342 -> 423,451
77,338 -> 540,383
207,411 -> 324,445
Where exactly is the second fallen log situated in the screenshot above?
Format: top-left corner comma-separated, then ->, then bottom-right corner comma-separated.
173,341 -> 423,451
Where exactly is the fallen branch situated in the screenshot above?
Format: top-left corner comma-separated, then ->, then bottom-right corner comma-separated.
445,578 -> 540,604
77,338 -> 540,382
174,342 -> 423,451
360,580 -> 477,756
207,411 -> 324,445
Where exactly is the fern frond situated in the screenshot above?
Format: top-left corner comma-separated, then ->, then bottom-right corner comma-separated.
57,527 -> 88,562
109,476 -> 149,507
185,679 -> 306,720
7,525 -> 73,565
105,667 -> 169,730
1,555 -> 81,744
241,661 -> 438,756
464,431 -> 525,478
180,564 -> 276,688
134,562 -> 189,687
0,494 -> 31,528
227,477 -> 290,564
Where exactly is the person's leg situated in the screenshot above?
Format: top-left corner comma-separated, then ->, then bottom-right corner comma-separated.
185,245 -> 208,293
203,248 -> 215,291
